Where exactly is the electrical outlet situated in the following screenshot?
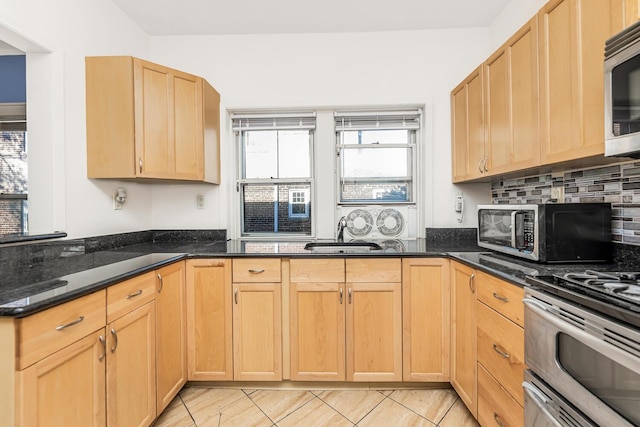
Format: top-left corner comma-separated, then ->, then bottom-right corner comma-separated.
551,186 -> 564,202
196,195 -> 205,209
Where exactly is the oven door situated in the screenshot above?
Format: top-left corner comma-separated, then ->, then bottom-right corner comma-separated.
524,288 -> 640,427
523,370 -> 596,427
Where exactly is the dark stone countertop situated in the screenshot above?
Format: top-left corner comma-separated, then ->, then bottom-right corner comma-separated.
0,237 -> 630,317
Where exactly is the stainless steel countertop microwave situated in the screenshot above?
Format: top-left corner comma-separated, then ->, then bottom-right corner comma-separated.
477,203 -> 612,263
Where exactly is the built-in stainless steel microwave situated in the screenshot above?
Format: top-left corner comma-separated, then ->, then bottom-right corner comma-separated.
477,204 -> 612,263
605,21 -> 640,158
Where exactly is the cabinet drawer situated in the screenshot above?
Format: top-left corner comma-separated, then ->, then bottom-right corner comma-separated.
477,302 -> 525,405
477,271 -> 524,327
290,259 -> 344,282
477,364 -> 524,427
346,258 -> 401,282
107,271 -> 156,323
233,258 -> 281,282
17,290 -> 106,370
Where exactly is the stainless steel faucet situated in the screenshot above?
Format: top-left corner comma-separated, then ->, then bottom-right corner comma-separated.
336,216 -> 347,242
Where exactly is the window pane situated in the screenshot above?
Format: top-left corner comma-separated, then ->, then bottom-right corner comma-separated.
243,183 -> 311,235
341,182 -> 410,203
342,129 -> 409,145
279,131 -> 310,178
341,146 -> 410,178
1,131 -> 27,194
244,131 -> 277,179
1,130 -> 28,234
243,130 -> 311,179
0,199 -> 27,234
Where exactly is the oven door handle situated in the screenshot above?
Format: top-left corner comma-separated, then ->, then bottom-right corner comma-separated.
524,297 -> 640,373
511,211 -> 517,249
522,382 -> 563,427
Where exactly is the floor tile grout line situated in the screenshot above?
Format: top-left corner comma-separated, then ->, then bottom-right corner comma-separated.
435,397 -> 461,427
178,393 -> 199,427
384,391 -> 450,426
273,395 -> 320,426
243,389 -> 278,425
314,389 -> 390,425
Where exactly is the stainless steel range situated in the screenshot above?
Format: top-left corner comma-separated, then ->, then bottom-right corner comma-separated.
524,271 -> 640,426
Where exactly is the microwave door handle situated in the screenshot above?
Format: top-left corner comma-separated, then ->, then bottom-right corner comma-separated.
511,211 -> 517,248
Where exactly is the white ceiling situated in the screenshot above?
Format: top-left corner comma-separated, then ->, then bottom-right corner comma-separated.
111,0 -> 512,35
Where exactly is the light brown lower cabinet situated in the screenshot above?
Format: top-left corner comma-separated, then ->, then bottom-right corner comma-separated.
17,328 -> 107,427
185,259 -> 233,380
155,262 -> 187,413
289,258 -> 403,382
450,261 -> 478,416
107,302 -> 156,427
402,258 -> 450,382
477,364 -> 524,427
233,282 -> 282,381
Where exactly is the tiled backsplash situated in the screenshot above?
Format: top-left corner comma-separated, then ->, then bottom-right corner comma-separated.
491,159 -> 640,245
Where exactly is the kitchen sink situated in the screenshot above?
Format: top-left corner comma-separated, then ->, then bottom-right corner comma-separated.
303,241 -> 383,253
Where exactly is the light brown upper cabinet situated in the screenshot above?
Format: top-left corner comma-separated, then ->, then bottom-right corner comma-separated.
86,56 -> 220,183
484,16 -> 540,175
451,66 -> 485,182
623,0 -> 640,27
538,0 -> 621,164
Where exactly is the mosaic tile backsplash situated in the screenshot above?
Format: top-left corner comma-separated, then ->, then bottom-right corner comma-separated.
491,159 -> 640,245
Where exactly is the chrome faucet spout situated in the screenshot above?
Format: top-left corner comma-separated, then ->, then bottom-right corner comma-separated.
337,216 -> 347,242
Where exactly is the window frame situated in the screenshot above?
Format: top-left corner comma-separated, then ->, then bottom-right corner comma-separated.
233,112 -> 316,239
335,110 -> 420,206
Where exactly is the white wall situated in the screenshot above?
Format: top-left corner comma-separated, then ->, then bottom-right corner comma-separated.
1,0 -> 151,239
149,29 -> 494,237
4,0 -> 548,240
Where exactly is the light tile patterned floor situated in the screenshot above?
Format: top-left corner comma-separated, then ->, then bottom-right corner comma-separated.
153,386 -> 480,427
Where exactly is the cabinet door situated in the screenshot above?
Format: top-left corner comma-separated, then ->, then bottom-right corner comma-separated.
173,73 -> 204,180
185,259 -> 233,380
107,303 -> 156,427
624,0 -> 640,27
402,258 -> 450,382
155,261 -> 187,413
450,261 -> 477,417
233,283 -> 282,381
451,66 -> 485,182
485,17 -> 539,175
539,0 -> 617,164
346,282 -> 402,382
134,59 -> 172,178
290,282 -> 345,381
18,329 -> 106,427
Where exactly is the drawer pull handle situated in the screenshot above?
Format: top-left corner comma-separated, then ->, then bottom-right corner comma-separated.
110,328 -> 118,353
339,288 -> 343,304
157,274 -> 163,293
56,316 -> 85,331
493,412 -> 505,427
234,288 -> 238,304
99,335 -> 106,361
348,288 -> 352,304
493,343 -> 510,359
492,292 -> 509,302
248,269 -> 265,274
139,157 -> 143,173
126,289 -> 143,299
469,273 -> 476,293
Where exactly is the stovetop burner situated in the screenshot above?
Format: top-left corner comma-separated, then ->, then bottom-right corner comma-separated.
558,270 -> 640,303
526,270 -> 640,328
